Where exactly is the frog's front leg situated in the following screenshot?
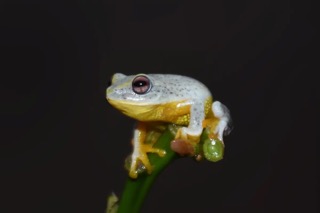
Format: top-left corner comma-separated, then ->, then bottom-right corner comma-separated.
129,122 -> 166,179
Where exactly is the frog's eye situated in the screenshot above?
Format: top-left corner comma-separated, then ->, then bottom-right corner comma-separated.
132,75 -> 152,94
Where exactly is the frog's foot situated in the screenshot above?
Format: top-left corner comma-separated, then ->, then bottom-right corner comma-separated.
129,142 -> 166,179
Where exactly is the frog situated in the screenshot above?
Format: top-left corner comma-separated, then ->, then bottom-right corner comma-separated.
106,73 -> 232,179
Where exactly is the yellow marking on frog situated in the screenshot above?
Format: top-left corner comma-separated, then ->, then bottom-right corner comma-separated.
108,99 -> 190,124
109,97 -> 213,126
204,97 -> 213,117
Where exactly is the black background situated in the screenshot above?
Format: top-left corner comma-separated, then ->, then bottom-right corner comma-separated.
0,0 -> 316,213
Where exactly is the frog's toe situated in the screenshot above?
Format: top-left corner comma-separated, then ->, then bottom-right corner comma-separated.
129,166 -> 138,179
139,156 -> 152,174
139,144 -> 166,171
128,144 -> 166,178
129,157 -> 139,179
143,144 -> 166,157
129,151 -> 152,178
128,153 -> 151,178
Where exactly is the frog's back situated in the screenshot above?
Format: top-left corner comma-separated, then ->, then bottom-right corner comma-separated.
143,74 -> 213,125
149,74 -> 212,102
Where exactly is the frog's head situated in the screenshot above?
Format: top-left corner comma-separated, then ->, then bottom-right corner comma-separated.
106,73 -> 163,119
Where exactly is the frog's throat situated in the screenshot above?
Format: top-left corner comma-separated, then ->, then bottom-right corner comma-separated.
108,97 -> 213,125
108,99 -> 191,125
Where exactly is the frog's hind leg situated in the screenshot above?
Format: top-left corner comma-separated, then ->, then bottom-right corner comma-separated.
129,122 -> 166,179
175,101 -> 205,144
202,101 -> 232,142
211,101 -> 232,142
173,101 -> 211,155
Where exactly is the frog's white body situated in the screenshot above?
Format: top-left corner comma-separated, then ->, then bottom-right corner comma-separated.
106,73 -> 231,178
107,73 -> 211,104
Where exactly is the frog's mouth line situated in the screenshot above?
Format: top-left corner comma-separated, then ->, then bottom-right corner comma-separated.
107,98 -> 154,106
107,97 -> 190,107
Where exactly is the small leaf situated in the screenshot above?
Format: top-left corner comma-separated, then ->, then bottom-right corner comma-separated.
106,192 -> 119,213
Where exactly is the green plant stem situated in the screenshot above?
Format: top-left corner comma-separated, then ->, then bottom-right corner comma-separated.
115,126 -> 221,213
117,127 -> 176,213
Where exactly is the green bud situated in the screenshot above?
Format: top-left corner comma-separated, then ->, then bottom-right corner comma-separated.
203,138 -> 224,162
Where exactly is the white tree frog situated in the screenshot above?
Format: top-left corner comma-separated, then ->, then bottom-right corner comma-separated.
106,73 -> 232,178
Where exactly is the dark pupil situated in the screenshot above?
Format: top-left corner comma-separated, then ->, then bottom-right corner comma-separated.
133,80 -> 147,87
